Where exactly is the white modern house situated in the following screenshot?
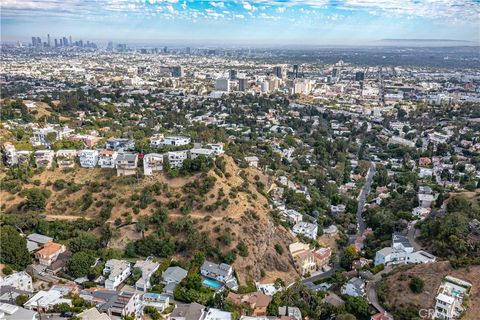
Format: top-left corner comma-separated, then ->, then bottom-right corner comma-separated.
292,222 -> 318,240
374,233 -> 436,266
78,150 -> 99,168
143,153 -> 164,175
167,150 -> 188,168
98,150 -> 118,168
201,261 -> 239,291
34,150 -> 55,168
190,148 -> 216,159
0,271 -> 33,292
433,276 -> 472,320
115,153 -> 138,176
341,277 -> 365,297
162,136 -> 191,147
103,259 -> 131,291
133,259 -> 160,292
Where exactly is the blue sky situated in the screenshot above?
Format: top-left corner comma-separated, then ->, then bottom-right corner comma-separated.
1,0 -> 479,45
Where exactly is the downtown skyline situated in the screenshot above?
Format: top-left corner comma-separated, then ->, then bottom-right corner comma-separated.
1,0 -> 480,46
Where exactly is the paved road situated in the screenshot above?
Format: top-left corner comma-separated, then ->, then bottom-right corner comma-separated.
366,269 -> 388,314
407,222 -> 422,251
302,161 -> 376,285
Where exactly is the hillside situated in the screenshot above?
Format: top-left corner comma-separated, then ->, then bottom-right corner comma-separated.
379,262 -> 480,319
0,155 -> 298,284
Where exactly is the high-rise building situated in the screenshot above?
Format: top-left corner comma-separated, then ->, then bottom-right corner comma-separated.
229,69 -> 237,80
171,66 -> 183,78
355,71 -> 365,81
186,47 -> 191,54
293,65 -> 299,78
332,68 -> 339,78
238,78 -> 248,92
273,66 -> 283,78
31,37 -> 36,46
215,78 -> 230,92
163,46 -> 168,53
107,41 -> 113,51
54,39 -> 58,47
69,36 -> 72,46
62,37 -> 68,46
47,34 -> 51,47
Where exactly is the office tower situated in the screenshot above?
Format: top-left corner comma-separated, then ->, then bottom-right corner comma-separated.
229,69 -> 237,80
59,39 -> 63,46
163,46 -> 168,53
62,37 -> 68,46
215,78 -> 230,92
69,36 -> 72,46
332,68 -> 339,78
171,66 -> 183,77
293,64 -> 299,78
47,34 -> 51,47
31,37 -> 36,46
238,78 -> 248,91
186,47 -> 191,54
79,40 -> 84,47
273,66 -> 283,78
107,41 -> 113,51
54,39 -> 58,47
355,71 -> 365,81
37,37 -> 41,47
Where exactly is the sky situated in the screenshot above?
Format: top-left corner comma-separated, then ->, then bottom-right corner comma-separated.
1,0 -> 479,46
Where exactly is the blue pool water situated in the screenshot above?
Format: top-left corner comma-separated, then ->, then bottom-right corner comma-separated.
202,277 -> 223,289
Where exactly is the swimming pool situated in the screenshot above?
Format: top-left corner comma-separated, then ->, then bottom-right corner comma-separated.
202,277 -> 223,289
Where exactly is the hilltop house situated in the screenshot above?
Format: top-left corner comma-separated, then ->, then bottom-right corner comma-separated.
115,153 -> 138,176
98,150 -> 118,168
142,293 -> 170,312
244,156 -> 259,168
227,292 -> 272,316
374,233 -> 436,266
0,271 -> 33,292
79,150 -> 99,168
190,148 -> 216,159
34,150 -> 55,168
341,277 -> 366,297
82,290 -> 140,319
105,138 -> 134,151
201,261 -> 239,291
143,153 -> 164,175
161,136 -> 191,147
103,260 -> 131,291
2,143 -> 17,166
169,302 -> 205,320
56,150 -> 77,169
168,150 -> 188,168
433,276 -> 472,320
162,266 -> 188,294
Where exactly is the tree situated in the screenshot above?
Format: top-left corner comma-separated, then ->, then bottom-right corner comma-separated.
20,188 -> 51,211
409,276 -> 424,293
0,226 -> 31,269
67,252 -> 95,278
15,294 -> 29,306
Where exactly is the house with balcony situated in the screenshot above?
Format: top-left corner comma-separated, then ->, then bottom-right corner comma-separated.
98,150 -> 118,168
56,150 -> 77,169
292,221 -> 318,240
289,242 -> 332,277
374,233 -> 436,266
83,290 -> 140,319
142,293 -> 170,312
433,276 -> 472,320
341,277 -> 366,297
162,136 -> 191,147
227,291 -> 272,316
190,148 -> 216,159
168,150 -> 188,168
79,150 -> 99,168
201,261 -> 238,291
143,153 -> 164,176
116,153 -> 138,176
35,242 -> 66,266
208,143 -> 224,155
0,271 -> 33,292
103,259 -> 131,291
34,150 -> 55,169
3,143 -> 17,166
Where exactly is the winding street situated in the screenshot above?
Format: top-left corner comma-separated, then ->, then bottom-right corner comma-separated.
302,161 -> 376,285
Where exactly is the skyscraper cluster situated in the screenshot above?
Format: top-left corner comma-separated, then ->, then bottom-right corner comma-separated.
30,34 -> 97,49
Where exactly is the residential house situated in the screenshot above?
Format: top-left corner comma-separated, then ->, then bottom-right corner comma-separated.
292,221 -> 318,240
46,251 -> 72,275
79,150 -> 99,168
282,209 -> 303,224
227,291 -> 272,316
16,151 -> 32,165
103,260 -> 131,291
0,271 -> 33,292
162,266 -> 188,295
168,302 -> 205,320
98,150 -> 118,168
83,290 -> 140,319
201,261 -> 238,291
289,242 -> 331,277
133,259 -> 160,292
35,242 -> 66,266
56,150 -> 77,169
330,204 -> 346,216
76,307 -> 112,320
419,167 -> 433,179
143,153 -> 164,176
142,293 -> 170,313
105,138 -> 134,151
168,150 -> 188,168
341,277 -> 365,297
26,233 -> 53,253
2,143 -> 17,166
115,153 -> 138,176
207,143 -> 224,155
0,303 -> 37,320
161,136 -> 191,147
278,306 -> 302,320
374,233 -> 436,266
30,126 -> 58,147
190,148 -> 216,159
245,156 -> 259,168
204,308 -> 232,320
433,276 -> 472,320
34,150 -> 54,168
24,288 -> 72,312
